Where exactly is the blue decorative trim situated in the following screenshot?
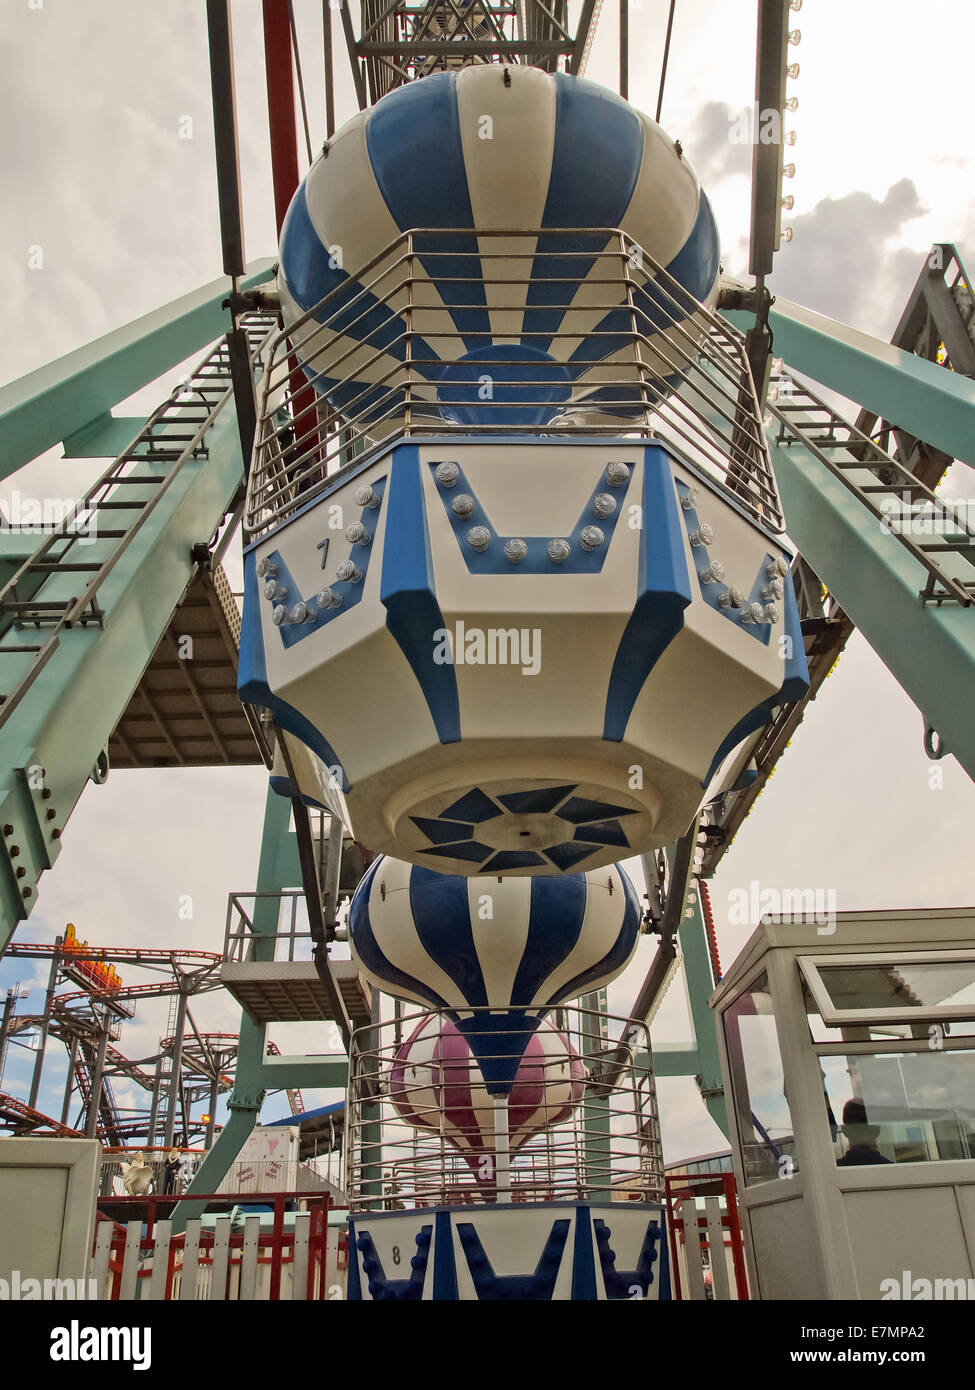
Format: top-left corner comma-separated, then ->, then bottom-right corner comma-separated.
456,1218 -> 571,1300
237,549 -> 352,790
428,456 -> 636,574
380,446 -> 461,743
603,447 -> 691,740
453,1012 -> 544,1097
355,1225 -> 433,1301
593,1217 -> 661,1300
675,478 -> 776,645
550,865 -> 641,1003
262,477 -> 385,649
701,568 -> 810,787
268,774 -> 328,810
346,1220 -> 363,1301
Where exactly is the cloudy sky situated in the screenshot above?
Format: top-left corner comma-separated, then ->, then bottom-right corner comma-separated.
1,0 -> 973,1165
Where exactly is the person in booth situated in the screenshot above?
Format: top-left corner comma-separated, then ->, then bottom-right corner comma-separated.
836,1099 -> 892,1166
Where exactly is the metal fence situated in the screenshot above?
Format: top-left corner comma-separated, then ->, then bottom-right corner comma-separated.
244,228 -> 781,539
345,1002 -> 664,1212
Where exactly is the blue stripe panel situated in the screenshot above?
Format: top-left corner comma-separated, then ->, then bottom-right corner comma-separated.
524,74 -> 644,350
237,549 -> 351,789
454,1012 -> 543,1096
409,866 -> 486,1005
280,184 -> 439,379
509,873 -> 588,1006
349,859 -> 449,1008
381,446 -> 461,743
701,564 -> 810,788
428,456 -> 635,575
603,447 -> 692,740
571,1206 -> 597,1300
566,189 -> 719,380
553,871 -> 640,1003
366,73 -> 489,349
433,1210 -> 458,1300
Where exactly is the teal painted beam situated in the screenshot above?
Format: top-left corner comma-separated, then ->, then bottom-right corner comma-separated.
769,431 -> 975,776
0,258 -> 275,477
724,297 -> 975,468
260,1056 -> 349,1088
647,1047 -> 701,1077
61,415 -> 148,459
677,885 -> 730,1138
0,394 -> 250,952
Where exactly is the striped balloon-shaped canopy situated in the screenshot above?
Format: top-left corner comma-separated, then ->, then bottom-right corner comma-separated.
277,64 -> 719,431
389,1014 -> 584,1195
349,856 -> 641,1092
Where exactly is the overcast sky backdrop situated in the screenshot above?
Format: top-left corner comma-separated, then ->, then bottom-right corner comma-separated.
1,0 -> 973,1163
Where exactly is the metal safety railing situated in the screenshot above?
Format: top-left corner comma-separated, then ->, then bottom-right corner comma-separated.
245,229 -> 782,540
346,1002 -> 664,1213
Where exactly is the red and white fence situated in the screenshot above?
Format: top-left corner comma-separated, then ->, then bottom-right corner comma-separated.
89,1192 -> 348,1301
664,1172 -> 749,1300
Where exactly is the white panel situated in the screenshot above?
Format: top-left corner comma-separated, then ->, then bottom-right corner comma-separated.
292,1212 -> 311,1300
704,1198 -> 731,1300
239,1215 -> 261,1301
452,1207 -> 575,1299
90,1220 -> 114,1300
147,1220 -> 172,1301
469,875 -> 532,1003
180,1220 -> 201,1302
209,1221 -> 231,1302
534,870 -> 627,1006
842,1186 -> 974,1298
120,1221 -> 142,1301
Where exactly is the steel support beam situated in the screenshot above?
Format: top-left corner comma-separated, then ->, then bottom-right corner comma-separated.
767,430 -> 975,776
0,375 -> 258,954
27,936 -> 60,1111
0,262 -> 273,479
163,988 -> 189,1149
725,297 -> 975,468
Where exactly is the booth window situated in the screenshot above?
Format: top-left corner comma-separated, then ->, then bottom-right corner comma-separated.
798,953 -> 975,1167
723,973 -> 798,1185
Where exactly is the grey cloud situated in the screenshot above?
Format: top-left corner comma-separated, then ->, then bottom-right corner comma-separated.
683,99 -> 754,186
768,179 -> 929,334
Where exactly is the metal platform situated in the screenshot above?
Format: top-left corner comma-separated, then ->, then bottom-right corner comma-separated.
108,562 -> 270,769
221,957 -> 371,1025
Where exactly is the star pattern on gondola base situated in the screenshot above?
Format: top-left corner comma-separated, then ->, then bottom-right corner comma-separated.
408,783 -> 638,873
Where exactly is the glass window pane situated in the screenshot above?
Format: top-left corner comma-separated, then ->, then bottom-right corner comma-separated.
821,1049 -> 975,1166
816,961 -> 975,1013
723,974 -> 797,1185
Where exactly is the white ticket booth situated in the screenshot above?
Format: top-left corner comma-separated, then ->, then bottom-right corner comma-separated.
710,909 -> 975,1300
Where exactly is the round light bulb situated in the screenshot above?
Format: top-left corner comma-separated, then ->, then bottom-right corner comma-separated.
781,227 -> 794,243
788,28 -> 801,45
719,587 -> 745,609
680,487 -> 700,510
450,493 -> 475,518
434,461 -> 459,487
783,163 -> 796,178
689,523 -> 714,547
785,95 -> 798,112
547,538 -> 571,564
606,462 -> 630,487
741,602 -> 766,624
504,538 -> 528,565
272,604 -> 288,626
354,484 -> 381,509
345,522 -> 371,546
767,556 -> 789,578
290,601 -> 316,624
762,578 -> 784,600
336,560 -> 362,584
264,580 -> 287,601
699,559 -> 725,584
580,525 -> 605,551
764,603 -> 781,623
466,526 -> 491,552
787,62 -> 800,79
315,587 -> 342,610
785,130 -> 797,146
781,194 -> 794,211
592,492 -> 617,518
256,558 -> 277,579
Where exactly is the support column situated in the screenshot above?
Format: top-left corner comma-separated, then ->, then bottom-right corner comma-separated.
85,1013 -> 110,1140
28,936 -> 61,1112
60,1032 -> 79,1127
0,988 -> 18,1084
147,1058 -> 162,1148
581,987 -> 612,1201
205,1074 -> 219,1149
163,989 -> 188,1149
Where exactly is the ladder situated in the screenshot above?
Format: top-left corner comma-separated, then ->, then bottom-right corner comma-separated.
767,371 -> 975,606
0,315 -> 275,730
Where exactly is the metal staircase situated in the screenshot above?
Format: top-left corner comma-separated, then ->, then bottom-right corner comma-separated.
0,315 -> 273,730
768,372 -> 975,606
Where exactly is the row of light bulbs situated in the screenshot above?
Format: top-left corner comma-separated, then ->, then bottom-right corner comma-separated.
781,0 -> 803,243
437,459 -> 632,565
257,484 -> 381,627
681,489 -> 786,625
